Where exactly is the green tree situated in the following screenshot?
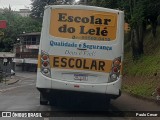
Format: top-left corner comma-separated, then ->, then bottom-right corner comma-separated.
0,8 -> 42,52
88,0 -> 119,9
89,0 -> 160,59
145,0 -> 160,37
122,0 -> 160,59
30,0 -> 75,20
0,8 -> 21,51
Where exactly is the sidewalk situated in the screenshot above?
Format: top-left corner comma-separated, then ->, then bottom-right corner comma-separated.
0,75 -> 20,88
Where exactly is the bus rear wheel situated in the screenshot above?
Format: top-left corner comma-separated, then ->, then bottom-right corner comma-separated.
40,93 -> 49,105
105,97 -> 111,108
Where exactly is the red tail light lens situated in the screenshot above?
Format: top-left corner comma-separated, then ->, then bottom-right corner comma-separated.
109,57 -> 122,82
42,61 -> 49,67
42,55 -> 48,61
41,51 -> 51,77
113,67 -> 118,73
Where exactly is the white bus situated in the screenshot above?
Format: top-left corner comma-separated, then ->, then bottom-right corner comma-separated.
36,5 -> 124,105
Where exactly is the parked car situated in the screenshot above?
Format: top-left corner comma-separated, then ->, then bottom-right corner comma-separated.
11,69 -> 15,76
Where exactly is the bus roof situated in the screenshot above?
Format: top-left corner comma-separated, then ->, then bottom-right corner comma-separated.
45,5 -> 124,14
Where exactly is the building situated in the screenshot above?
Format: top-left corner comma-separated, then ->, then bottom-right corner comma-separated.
18,9 -> 31,17
13,32 -> 40,72
0,8 -> 31,17
0,52 -> 15,73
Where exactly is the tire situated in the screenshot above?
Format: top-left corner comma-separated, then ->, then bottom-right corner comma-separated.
106,98 -> 111,103
105,97 -> 111,108
49,95 -> 58,106
40,93 -> 48,105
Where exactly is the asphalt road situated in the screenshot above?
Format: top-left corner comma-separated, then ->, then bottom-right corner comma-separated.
0,72 -> 159,120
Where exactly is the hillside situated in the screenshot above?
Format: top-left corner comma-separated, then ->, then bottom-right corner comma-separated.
122,26 -> 160,99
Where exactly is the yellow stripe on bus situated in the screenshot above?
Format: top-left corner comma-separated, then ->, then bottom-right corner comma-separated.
52,55 -> 112,72
50,9 -> 117,41
38,55 -> 113,73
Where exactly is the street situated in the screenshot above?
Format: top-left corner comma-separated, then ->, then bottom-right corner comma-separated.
0,72 -> 159,120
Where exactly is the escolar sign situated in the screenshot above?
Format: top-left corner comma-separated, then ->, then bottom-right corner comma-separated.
50,55 -> 112,73
50,9 -> 117,41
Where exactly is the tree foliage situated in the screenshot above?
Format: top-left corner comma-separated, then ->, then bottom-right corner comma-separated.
0,8 -> 41,52
88,0 -> 119,9
30,0 -> 75,20
88,0 -> 160,59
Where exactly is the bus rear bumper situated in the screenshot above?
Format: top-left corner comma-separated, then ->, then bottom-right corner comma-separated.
36,73 -> 122,98
37,87 -> 121,102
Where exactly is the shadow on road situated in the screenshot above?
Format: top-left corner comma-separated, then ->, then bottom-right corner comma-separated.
47,94 -> 125,117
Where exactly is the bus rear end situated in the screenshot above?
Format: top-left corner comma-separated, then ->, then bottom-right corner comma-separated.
36,5 -> 124,105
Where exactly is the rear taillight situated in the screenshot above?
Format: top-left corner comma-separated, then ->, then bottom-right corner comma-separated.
109,57 -> 121,82
42,61 -> 49,67
41,51 -> 51,77
113,67 -> 118,73
42,55 -> 48,61
113,59 -> 121,66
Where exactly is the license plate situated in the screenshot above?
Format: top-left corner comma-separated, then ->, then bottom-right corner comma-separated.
74,74 -> 88,81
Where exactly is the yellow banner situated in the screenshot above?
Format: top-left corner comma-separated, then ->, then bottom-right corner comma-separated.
50,9 -> 117,41
49,55 -> 112,73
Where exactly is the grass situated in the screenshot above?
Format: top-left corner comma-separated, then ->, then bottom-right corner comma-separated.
122,76 -> 159,98
124,55 -> 160,76
122,26 -> 160,99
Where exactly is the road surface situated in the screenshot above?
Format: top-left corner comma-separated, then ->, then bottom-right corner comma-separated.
0,72 -> 159,120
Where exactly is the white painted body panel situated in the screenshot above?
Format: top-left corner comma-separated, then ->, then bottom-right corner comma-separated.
37,69 -> 122,95
36,5 -> 124,96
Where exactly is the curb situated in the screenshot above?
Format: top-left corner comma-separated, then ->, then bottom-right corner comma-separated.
7,79 -> 20,85
123,91 -> 160,105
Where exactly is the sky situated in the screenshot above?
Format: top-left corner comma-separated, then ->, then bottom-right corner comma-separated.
0,0 -> 32,11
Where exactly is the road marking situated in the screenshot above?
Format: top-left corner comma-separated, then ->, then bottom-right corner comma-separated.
0,83 -> 35,93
